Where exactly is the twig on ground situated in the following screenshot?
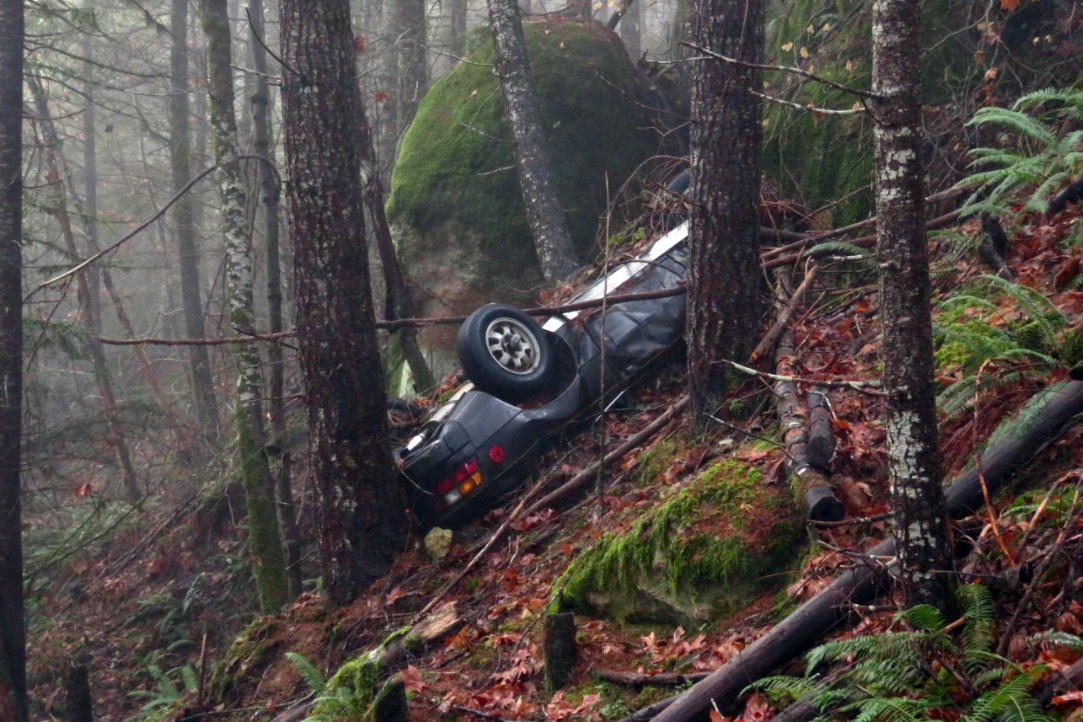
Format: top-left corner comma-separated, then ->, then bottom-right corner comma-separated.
451,706 -> 518,722
748,265 -> 818,366
524,396 -> 690,516
718,358 -> 891,395
809,512 -> 894,528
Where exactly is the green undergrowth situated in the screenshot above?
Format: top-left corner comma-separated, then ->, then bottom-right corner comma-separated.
388,17 -> 661,278
933,275 -> 1083,420
558,458 -> 802,626
287,627 -> 419,722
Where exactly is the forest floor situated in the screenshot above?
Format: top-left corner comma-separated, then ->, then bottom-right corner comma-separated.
24,198 -> 1083,722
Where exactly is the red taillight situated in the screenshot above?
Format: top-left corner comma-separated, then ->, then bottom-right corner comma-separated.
488,445 -> 505,464
436,458 -> 479,496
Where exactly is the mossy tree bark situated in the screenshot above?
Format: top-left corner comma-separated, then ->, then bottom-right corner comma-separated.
249,0 -> 303,603
200,0 -> 289,614
871,0 -> 956,612
280,0 -> 407,605
172,0 -> 219,438
685,0 -> 764,429
487,0 -> 580,285
0,2 -> 26,719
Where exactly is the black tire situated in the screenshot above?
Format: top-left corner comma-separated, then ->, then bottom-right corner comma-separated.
457,303 -> 554,403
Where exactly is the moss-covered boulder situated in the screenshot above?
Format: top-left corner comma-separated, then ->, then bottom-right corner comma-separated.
559,459 -> 803,627
387,17 -> 663,376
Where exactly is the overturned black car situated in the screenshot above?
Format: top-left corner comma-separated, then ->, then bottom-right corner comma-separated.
397,221 -> 690,530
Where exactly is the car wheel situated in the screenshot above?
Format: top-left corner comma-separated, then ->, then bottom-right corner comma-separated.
457,303 -> 554,402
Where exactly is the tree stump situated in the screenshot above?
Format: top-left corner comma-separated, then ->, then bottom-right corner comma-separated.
544,612 -> 576,692
370,674 -> 408,722
65,664 -> 92,722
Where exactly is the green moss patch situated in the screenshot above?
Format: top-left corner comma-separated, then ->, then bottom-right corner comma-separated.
559,459 -> 803,627
209,617 -> 282,703
388,17 -> 661,284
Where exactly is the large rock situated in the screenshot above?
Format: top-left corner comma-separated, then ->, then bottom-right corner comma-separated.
558,459 -> 803,628
387,18 -> 664,378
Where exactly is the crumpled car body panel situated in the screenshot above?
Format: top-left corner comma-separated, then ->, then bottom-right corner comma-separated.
399,222 -> 689,530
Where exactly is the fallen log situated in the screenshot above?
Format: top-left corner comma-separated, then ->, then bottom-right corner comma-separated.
1047,171 -> 1083,218
776,329 -> 843,523
1038,656 -> 1083,707
806,388 -> 835,470
621,381 -> 1083,722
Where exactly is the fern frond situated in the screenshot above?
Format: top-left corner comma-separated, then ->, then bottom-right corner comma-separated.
983,381 -> 1067,449
286,652 -> 327,696
904,604 -> 945,632
982,275 -> 1067,330
747,674 -> 820,700
1029,630 -> 1083,652
967,107 -> 1056,145
179,666 -> 199,693
959,585 -> 996,670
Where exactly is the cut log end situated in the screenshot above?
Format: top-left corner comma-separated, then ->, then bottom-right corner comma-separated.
805,484 -> 845,523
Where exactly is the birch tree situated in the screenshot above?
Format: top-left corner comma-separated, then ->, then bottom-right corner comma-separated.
281,0 -> 407,605
199,0 -> 288,613
0,1 -> 26,719
685,0 -> 765,428
487,0 -> 579,285
872,0 -> 956,611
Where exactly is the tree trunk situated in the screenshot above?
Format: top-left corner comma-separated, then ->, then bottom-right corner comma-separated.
357,108 -> 436,393
199,0 -> 289,614
872,0 -> 956,612
249,0 -> 303,602
449,0 -> 467,54
64,665 -> 92,722
82,34 -> 103,334
0,2 -> 26,719
30,78 -> 143,504
281,0 -> 407,604
172,0 -> 219,437
487,0 -> 580,285
392,0 -> 429,128
618,0 -> 641,58
685,0 -> 764,429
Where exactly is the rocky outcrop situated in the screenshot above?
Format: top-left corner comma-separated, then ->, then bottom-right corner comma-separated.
558,459 -> 803,627
387,18 -> 665,379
